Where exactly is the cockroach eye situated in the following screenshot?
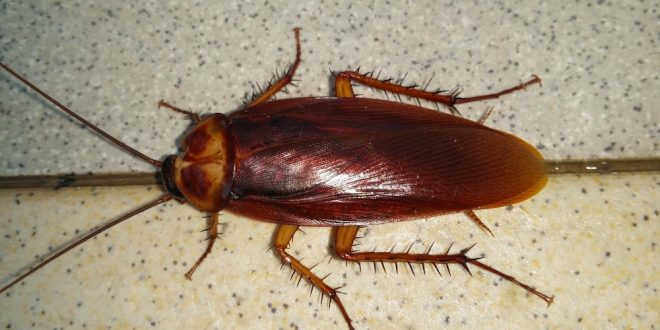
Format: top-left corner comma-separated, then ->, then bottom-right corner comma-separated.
160,155 -> 185,200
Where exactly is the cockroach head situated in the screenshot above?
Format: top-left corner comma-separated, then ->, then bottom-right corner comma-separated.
159,114 -> 235,212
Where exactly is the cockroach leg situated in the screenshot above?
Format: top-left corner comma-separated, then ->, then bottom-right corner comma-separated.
334,226 -> 554,306
463,210 -> 494,237
158,99 -> 201,123
454,75 -> 542,105
245,27 -> 303,108
274,224 -> 354,330
334,70 -> 541,109
184,213 -> 219,280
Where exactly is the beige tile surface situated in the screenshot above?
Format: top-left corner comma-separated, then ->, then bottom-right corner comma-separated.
1,173 -> 657,329
1,1 -> 657,176
1,1 -> 658,329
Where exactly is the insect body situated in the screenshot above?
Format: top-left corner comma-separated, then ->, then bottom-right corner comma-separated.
1,28 -> 552,329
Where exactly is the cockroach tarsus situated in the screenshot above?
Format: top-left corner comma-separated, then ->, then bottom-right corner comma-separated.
1,27 -> 553,329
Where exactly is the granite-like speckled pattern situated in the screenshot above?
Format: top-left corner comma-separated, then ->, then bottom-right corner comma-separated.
1,1 -> 658,329
0,174 -> 657,328
1,1 -> 657,176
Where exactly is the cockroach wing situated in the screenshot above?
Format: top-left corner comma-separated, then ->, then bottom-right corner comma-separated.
226,98 -> 546,226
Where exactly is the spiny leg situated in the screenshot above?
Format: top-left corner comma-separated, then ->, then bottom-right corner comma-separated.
185,213 -> 219,280
245,27 -> 303,108
274,225 -> 354,330
335,226 -> 554,305
158,99 -> 201,123
334,70 -> 541,109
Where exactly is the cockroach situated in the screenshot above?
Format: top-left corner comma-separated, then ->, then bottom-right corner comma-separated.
1,28 -> 553,329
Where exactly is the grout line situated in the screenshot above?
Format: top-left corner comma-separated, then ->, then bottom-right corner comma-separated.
544,158 -> 660,174
0,158 -> 658,189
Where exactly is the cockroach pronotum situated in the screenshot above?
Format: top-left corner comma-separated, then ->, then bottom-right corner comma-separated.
1,28 -> 553,329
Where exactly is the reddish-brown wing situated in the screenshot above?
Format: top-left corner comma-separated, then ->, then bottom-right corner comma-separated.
226,98 -> 546,226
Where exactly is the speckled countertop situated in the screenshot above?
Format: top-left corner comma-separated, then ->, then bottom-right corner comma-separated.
0,1 -> 658,329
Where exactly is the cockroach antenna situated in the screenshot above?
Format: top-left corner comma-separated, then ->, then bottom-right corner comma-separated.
0,63 -> 162,168
0,194 -> 173,294
0,62 -> 174,294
